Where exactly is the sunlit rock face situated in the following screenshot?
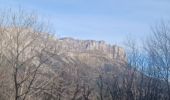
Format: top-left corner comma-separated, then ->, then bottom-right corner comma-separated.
40,37 -> 128,92
46,37 -> 127,74
56,37 -> 126,61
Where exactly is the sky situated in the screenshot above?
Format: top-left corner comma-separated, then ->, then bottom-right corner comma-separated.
0,0 -> 170,45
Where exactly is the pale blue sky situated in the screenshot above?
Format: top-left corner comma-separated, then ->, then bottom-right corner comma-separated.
0,0 -> 170,45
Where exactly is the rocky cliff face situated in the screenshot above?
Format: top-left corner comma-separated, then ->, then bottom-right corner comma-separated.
45,37 -> 127,75
56,37 -> 126,61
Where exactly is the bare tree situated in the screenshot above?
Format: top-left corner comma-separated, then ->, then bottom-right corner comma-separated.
145,21 -> 170,99
0,9 -> 57,100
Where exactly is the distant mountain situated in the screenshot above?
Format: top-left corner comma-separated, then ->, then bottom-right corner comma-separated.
45,37 -> 127,75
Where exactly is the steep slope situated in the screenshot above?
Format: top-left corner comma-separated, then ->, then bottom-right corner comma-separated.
45,37 -> 127,76
36,37 -> 128,100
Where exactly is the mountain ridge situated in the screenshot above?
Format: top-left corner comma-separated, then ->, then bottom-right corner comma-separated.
56,37 -> 126,61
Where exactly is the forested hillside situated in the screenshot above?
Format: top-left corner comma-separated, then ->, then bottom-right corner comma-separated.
0,9 -> 170,100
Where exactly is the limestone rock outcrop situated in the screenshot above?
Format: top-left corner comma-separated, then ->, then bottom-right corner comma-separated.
56,37 -> 126,61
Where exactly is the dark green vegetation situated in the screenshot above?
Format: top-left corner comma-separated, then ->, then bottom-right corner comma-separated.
0,9 -> 170,100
